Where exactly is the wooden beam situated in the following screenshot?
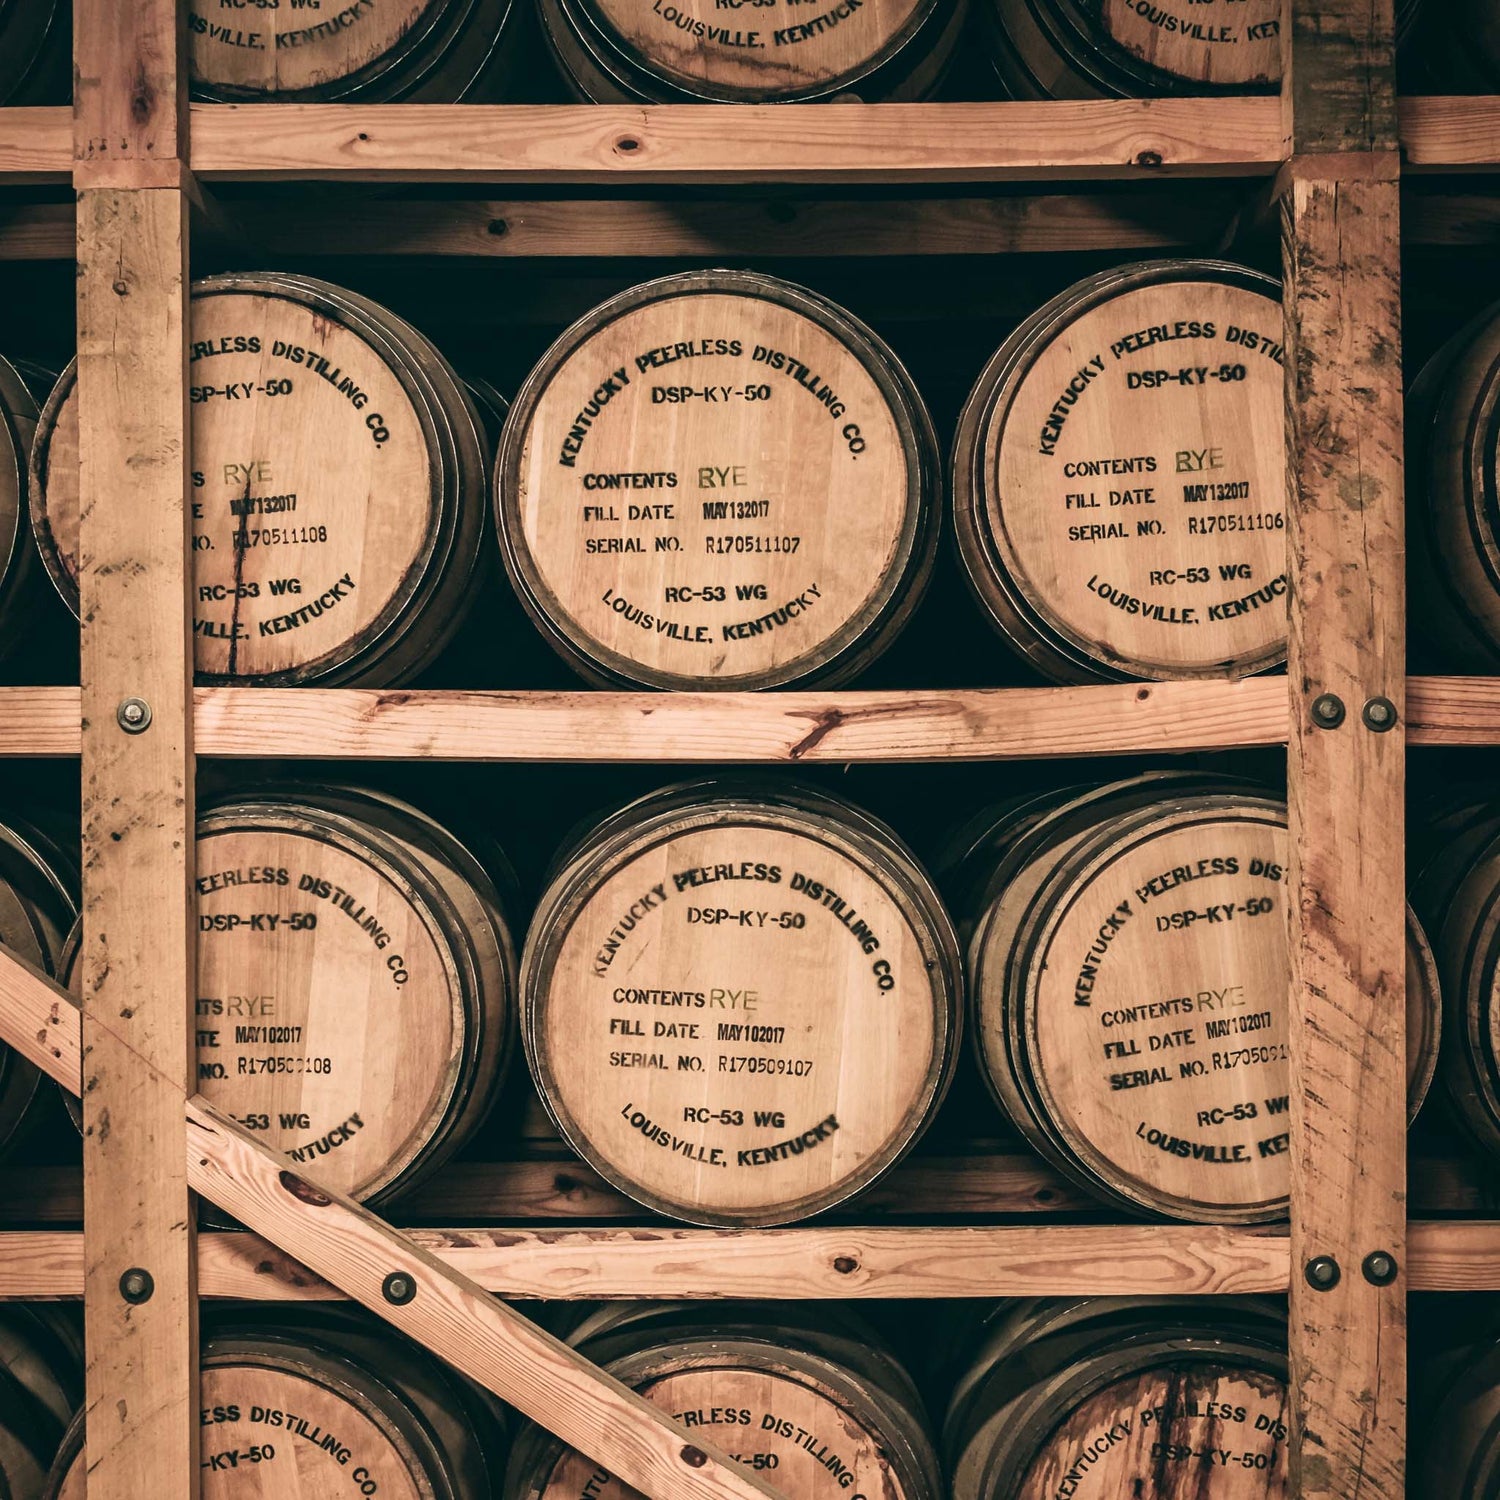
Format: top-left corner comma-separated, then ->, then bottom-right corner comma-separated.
1283,2 -> 1406,1494
188,99 -> 1286,183
73,0 -> 195,1489
222,190 -> 1233,258
0,107 -> 71,182
6,679 -> 1500,759
1399,97 -> 1500,173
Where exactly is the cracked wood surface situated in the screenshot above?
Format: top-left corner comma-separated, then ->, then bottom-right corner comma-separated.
1283,172 -> 1407,1500
76,182 -> 199,1498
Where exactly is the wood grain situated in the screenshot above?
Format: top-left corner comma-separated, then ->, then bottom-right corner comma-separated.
226,191 -> 1235,258
1283,165 -> 1407,1500
0,106 -> 69,182
1400,97 -> 1500,173
6,679 -> 1500,758
74,0 -> 186,178
187,100 -> 1287,183
75,184 -> 199,1500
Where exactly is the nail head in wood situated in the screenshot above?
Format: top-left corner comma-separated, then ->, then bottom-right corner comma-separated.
1310,693 -> 1345,729
116,697 -> 152,733
1361,696 -> 1398,732
119,1267 -> 154,1303
1362,1250 -> 1399,1285
1305,1254 -> 1341,1290
382,1271 -> 417,1305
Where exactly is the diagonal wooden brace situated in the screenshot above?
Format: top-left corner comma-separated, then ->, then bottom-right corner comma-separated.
0,943 -> 786,1500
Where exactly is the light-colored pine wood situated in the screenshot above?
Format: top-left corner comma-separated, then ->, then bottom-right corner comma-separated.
4,1223 -> 1500,1299
954,262 -> 1287,683
1399,97 -> 1500,173
186,99 -> 1288,182
0,106 -> 70,182
502,271 -> 934,690
524,783 -> 959,1225
75,182 -> 200,1500
74,0 -> 186,180
1284,110 -> 1407,1500
6,679 -> 1500,759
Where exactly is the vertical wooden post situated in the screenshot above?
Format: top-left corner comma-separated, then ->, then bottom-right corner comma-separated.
73,1 -> 197,1496
1283,1 -> 1406,1496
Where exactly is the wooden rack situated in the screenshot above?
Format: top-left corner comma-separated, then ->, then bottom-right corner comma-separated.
0,1 -> 1497,1496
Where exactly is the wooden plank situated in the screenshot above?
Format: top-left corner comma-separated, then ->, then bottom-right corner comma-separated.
0,1223 -> 1290,1300
73,0 -> 185,179
1284,73 -> 1407,1500
76,184 -> 197,1500
1403,192 -> 1500,246
0,107 -> 72,182
9,678 -> 1500,759
189,679 -> 1287,760
231,190 -> 1233,258
1400,97 -> 1500,173
0,202 -> 72,259
188,99 -> 1286,184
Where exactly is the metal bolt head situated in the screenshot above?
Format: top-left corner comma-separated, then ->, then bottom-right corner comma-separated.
1304,1254 -> 1341,1290
1310,693 -> 1346,729
119,1267 -> 154,1304
382,1271 -> 416,1305
116,697 -> 152,734
1362,1250 -> 1399,1286
1362,696 -> 1398,733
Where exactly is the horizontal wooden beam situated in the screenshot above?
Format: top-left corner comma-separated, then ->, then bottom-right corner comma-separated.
0,100 -> 1493,187
0,678 -> 1496,760
1399,96 -> 1500,172
188,100 -> 1286,183
0,1222 -> 1495,1299
0,107 -> 70,182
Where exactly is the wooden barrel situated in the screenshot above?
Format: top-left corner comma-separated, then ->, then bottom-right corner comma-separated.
507,1303 -> 941,1500
540,0 -> 964,102
177,784 -> 517,1205
46,1314 -> 508,1500
0,353 -> 44,664
187,0 -> 521,102
522,780 -> 962,1225
1411,800 -> 1500,1164
1409,0 -> 1498,94
1415,1333 -> 1500,1498
1407,302 -> 1500,672
944,1297 -> 1288,1499
963,776 -> 1439,1222
0,814 -> 78,1165
980,0 -> 1281,98
952,259 -> 1286,684
497,270 -> 940,690
0,0 -> 67,104
31,272 -> 490,687
0,1308 -> 82,1500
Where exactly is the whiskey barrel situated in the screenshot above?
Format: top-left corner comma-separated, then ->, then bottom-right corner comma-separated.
980,0 -> 1281,98
1415,1333 -> 1500,1499
0,353 -> 43,663
540,0 -> 964,102
964,777 -> 1439,1222
0,0 -> 67,104
0,814 -> 78,1164
1408,302 -> 1500,672
945,1297 -> 1288,1499
185,784 -> 517,1205
522,780 -> 962,1225
952,259 -> 1286,684
1411,800 -> 1500,1163
187,0 -> 522,102
498,270 -> 939,690
31,272 -> 489,687
507,1303 -> 940,1500
0,1308 -> 81,1500
46,1314 -> 507,1500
